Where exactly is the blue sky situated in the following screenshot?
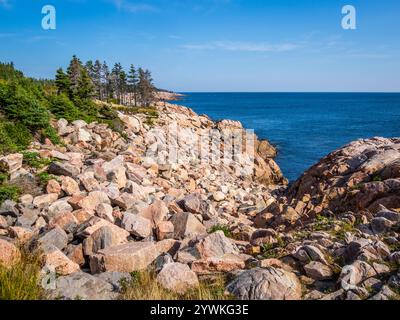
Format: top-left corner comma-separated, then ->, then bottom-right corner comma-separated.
0,0 -> 399,92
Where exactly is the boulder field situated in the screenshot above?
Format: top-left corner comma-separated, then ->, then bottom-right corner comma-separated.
0,102 -> 399,300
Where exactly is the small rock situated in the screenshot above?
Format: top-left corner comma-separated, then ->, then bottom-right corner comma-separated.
0,153 -> 23,173
95,203 -> 114,223
181,193 -> 203,214
78,191 -> 111,211
0,200 -> 19,217
170,212 -> 207,238
61,176 -> 80,196
46,179 -> 61,194
48,272 -> 115,300
213,191 -> 225,202
9,226 -> 34,244
33,193 -> 59,209
304,261 -> 333,280
48,162 -> 80,177
122,213 -> 152,238
83,225 -> 127,256
0,238 -> 21,267
42,245 -> 80,275
37,226 -> 69,251
371,217 -> 393,234
156,221 -> 174,240
157,262 -> 199,294
138,200 -> 169,227
65,244 -> 85,266
16,207 -> 39,227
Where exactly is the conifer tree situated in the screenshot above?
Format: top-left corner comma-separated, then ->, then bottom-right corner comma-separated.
137,68 -> 155,107
55,68 -> 71,95
67,55 -> 83,96
128,64 -> 138,106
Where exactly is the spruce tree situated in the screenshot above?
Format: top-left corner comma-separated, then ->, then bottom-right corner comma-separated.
128,64 -> 138,106
111,63 -> 124,104
78,67 -> 95,101
93,60 -> 102,100
67,55 -> 83,96
55,68 -> 71,95
101,61 -> 112,101
137,68 -> 155,107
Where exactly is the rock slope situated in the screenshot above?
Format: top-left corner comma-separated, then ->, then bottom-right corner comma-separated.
0,103 -> 399,301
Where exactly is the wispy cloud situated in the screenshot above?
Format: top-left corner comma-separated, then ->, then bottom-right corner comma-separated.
0,32 -> 15,38
107,0 -> 157,13
182,41 -> 302,52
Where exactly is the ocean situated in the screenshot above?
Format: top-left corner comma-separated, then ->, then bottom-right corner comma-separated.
176,92 -> 400,182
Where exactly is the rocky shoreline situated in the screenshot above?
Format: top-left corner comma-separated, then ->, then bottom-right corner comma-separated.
0,101 -> 399,300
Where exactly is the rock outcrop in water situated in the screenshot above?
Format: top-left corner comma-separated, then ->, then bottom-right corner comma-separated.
0,102 -> 399,300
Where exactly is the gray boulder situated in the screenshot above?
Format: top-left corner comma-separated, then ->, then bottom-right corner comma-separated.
226,267 -> 302,300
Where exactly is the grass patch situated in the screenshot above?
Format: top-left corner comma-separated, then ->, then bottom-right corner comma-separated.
351,183 -> 363,191
0,120 -> 32,154
0,184 -> 21,205
41,126 -> 61,145
119,270 -> 231,300
22,151 -> 53,169
37,172 -> 60,186
0,251 -> 44,300
209,224 -> 232,238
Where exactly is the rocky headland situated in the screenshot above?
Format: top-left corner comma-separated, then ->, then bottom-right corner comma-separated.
0,101 -> 399,300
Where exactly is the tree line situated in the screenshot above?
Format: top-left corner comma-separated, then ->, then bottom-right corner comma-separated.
55,55 -> 156,107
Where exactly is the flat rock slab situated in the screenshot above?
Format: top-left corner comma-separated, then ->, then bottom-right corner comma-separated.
47,272 -> 116,300
226,267 -> 302,300
90,239 -> 179,273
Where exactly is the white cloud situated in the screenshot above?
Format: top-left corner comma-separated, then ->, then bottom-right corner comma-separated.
182,41 -> 302,52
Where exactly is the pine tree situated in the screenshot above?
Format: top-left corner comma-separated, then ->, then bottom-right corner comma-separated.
128,64 -> 138,106
111,63 -> 124,104
55,68 -> 71,95
137,68 -> 155,107
93,60 -> 102,100
67,55 -> 83,96
78,67 -> 95,101
101,61 -> 112,101
119,69 -> 128,105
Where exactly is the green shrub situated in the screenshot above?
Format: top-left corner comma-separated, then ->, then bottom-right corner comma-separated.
0,120 -> 32,154
41,126 -> 61,145
0,173 -> 8,184
37,172 -> 59,185
22,152 -> 53,169
0,185 -> 20,204
209,224 -> 232,238
47,93 -> 81,122
1,83 -> 50,130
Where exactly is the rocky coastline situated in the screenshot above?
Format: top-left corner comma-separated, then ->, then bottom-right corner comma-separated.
0,101 -> 399,300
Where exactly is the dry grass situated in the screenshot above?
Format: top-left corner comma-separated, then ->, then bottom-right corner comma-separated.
119,270 -> 233,300
0,251 -> 44,300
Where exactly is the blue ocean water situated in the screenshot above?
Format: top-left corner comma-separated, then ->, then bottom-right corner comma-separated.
177,93 -> 400,182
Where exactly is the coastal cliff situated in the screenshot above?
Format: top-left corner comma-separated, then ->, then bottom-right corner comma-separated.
0,102 -> 399,300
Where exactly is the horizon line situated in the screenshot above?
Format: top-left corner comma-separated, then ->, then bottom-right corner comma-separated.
177,91 -> 400,94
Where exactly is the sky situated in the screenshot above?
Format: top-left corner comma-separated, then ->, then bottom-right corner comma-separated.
0,0 -> 399,92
